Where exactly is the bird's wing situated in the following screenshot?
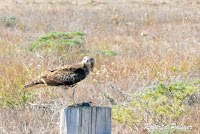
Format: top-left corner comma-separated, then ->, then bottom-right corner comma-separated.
40,63 -> 84,84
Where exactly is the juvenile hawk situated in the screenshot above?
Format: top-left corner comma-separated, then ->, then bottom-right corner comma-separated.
24,56 -> 95,105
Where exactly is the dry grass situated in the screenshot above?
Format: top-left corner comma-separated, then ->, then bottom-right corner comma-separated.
0,0 -> 200,133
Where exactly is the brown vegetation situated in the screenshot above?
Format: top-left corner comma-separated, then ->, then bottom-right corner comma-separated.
0,0 -> 200,133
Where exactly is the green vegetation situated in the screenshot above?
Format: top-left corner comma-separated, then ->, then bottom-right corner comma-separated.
0,16 -> 17,27
30,32 -> 86,51
91,46 -> 118,56
94,49 -> 118,56
0,74 -> 35,108
103,50 -> 117,56
1,0 -> 200,133
113,80 -> 200,130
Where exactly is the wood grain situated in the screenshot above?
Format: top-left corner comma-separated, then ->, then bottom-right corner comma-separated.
60,106 -> 112,134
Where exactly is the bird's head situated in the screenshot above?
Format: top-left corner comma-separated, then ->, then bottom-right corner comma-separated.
82,56 -> 95,71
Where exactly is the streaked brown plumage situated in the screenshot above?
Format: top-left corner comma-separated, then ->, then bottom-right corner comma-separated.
24,56 -> 95,104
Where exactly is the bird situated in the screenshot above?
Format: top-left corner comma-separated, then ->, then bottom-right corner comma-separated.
23,56 -> 95,105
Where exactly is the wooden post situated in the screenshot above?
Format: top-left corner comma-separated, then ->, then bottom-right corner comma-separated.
60,106 -> 112,134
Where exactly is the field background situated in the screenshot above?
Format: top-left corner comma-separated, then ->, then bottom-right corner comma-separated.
0,0 -> 200,133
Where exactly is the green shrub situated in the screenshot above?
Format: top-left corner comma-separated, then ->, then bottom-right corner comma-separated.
113,80 -> 200,129
29,32 -> 86,51
104,50 -> 117,56
92,49 -> 117,56
0,16 -> 17,27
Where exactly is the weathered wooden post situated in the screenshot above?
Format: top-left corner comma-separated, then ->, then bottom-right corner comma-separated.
60,106 -> 112,134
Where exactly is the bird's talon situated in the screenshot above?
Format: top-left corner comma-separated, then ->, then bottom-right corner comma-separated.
68,102 -> 92,108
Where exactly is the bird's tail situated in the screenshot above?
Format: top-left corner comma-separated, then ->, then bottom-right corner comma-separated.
23,79 -> 46,89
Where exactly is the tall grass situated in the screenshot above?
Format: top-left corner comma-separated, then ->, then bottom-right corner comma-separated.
0,0 -> 199,133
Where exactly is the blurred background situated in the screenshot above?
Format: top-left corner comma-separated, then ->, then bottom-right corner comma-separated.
0,0 -> 199,133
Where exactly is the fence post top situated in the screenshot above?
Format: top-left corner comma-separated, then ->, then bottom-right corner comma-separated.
65,106 -> 112,109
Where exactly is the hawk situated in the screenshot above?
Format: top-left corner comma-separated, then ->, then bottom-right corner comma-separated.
23,56 -> 95,105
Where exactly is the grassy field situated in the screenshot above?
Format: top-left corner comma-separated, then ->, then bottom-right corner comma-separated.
0,0 -> 200,133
